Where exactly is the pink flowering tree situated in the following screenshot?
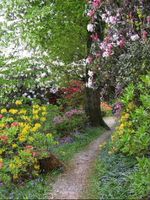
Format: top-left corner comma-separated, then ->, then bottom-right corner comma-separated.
85,0 -> 150,126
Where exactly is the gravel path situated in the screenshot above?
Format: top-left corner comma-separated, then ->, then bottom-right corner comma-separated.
49,117 -> 116,200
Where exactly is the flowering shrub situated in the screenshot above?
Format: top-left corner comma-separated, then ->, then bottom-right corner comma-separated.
86,1 -> 150,60
60,80 -> 85,110
108,74 -> 150,198
110,74 -> 150,156
101,102 -> 112,111
0,101 -> 55,184
53,109 -> 87,135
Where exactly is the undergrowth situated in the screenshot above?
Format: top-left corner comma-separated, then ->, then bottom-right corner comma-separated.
0,126 -> 104,199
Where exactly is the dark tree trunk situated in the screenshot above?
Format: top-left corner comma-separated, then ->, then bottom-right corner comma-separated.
85,16 -> 109,129
85,86 -> 110,129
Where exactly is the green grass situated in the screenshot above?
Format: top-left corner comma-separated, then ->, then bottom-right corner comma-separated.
84,144 -> 137,200
54,127 -> 105,162
0,127 -> 104,199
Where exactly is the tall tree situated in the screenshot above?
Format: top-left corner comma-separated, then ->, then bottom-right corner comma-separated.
1,0 -> 109,127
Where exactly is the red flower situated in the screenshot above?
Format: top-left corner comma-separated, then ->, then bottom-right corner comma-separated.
0,160 -> 3,169
142,31 -> 148,40
32,151 -> 39,157
0,135 -> 8,142
0,114 -> 3,119
11,122 -> 19,127
25,145 -> 33,149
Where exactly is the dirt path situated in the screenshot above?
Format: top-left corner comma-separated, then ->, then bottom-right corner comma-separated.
49,117 -> 116,200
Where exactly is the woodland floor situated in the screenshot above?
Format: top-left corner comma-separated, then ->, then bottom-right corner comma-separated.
48,117 -> 116,199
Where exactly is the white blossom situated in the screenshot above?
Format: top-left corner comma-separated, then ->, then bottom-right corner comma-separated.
87,24 -> 94,32
130,34 -> 140,41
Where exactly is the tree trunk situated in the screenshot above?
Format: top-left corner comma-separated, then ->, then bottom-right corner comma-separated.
85,86 -> 110,129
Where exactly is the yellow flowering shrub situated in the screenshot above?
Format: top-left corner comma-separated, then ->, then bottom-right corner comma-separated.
0,101 -> 55,184
110,76 -> 150,156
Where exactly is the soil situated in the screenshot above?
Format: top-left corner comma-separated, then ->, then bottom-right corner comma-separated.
48,117 -> 116,199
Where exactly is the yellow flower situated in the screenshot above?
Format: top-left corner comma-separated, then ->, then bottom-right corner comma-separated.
0,123 -> 5,128
34,164 -> 40,170
128,102 -> 135,110
1,108 -> 7,113
111,135 -> 116,142
46,133 -> 53,138
33,105 -> 39,109
41,112 -> 47,116
9,162 -> 16,170
12,144 -> 18,148
21,124 -> 31,135
33,115 -> 39,120
15,100 -> 22,105
18,135 -> 26,142
99,142 -> 106,149
9,109 -> 18,114
32,110 -> 39,115
41,106 -> 47,112
18,109 -> 27,115
119,124 -> 124,130
31,127 -> 38,132
40,117 -> 46,122
22,116 -> 30,121
0,150 -> 3,155
19,122 -> 25,127
13,174 -> 19,179
31,123 -> 41,132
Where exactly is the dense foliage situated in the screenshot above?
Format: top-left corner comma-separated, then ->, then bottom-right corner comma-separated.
0,101 -> 56,184
0,0 -> 150,199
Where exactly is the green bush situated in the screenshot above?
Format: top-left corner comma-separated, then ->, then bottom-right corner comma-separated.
53,109 -> 88,135
110,74 -> 150,156
108,73 -> 150,199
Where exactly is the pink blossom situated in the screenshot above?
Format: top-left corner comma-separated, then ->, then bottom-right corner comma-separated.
86,55 -> 94,64
108,43 -> 113,50
91,33 -> 99,41
142,31 -> 148,40
92,0 -> 102,9
11,122 -> 19,127
65,109 -> 84,118
109,16 -> 117,24
53,116 -> 64,125
96,52 -> 101,58
0,114 -> 3,119
118,39 -> 126,48
87,10 -> 95,17
147,16 -> 150,24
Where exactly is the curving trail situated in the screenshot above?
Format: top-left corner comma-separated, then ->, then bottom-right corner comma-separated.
49,117 -> 116,200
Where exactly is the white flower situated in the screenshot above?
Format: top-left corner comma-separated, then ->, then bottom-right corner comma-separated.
102,51 -> 109,57
23,93 -> 27,97
109,16 -> 117,24
40,72 -> 47,78
101,14 -> 107,20
87,24 -> 94,32
113,34 -> 119,41
130,34 -> 140,41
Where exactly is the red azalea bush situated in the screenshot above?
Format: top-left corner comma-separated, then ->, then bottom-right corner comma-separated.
60,80 -> 85,109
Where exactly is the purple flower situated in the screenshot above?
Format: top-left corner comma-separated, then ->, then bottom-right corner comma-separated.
113,102 -> 124,117
53,116 -> 64,124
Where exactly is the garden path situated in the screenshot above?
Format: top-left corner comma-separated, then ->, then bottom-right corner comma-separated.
48,117 -> 116,200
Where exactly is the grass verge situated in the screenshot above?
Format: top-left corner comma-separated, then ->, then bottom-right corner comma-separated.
84,144 -> 137,200
0,127 -> 104,199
